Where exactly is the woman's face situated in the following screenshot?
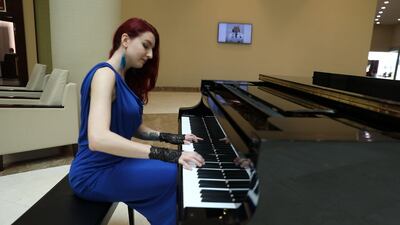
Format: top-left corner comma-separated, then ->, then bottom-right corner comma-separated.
124,31 -> 156,69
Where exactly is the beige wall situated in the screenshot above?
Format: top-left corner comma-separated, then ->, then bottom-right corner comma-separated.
23,0 -> 37,75
122,0 -> 376,87
49,0 -> 121,87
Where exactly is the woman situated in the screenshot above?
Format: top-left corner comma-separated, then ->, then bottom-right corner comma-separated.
69,18 -> 205,225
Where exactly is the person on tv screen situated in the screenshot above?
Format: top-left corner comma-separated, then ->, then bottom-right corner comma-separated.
68,17 -> 205,225
227,25 -> 244,43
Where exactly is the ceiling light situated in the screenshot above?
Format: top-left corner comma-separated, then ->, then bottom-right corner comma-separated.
378,11 -> 384,14
377,22 -> 381,24
398,18 -> 400,21
384,1 -> 389,4
377,15 -> 381,18
381,6 -> 386,9
375,18 -> 379,21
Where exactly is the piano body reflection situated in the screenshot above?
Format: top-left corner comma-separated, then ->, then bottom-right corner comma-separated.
178,73 -> 400,225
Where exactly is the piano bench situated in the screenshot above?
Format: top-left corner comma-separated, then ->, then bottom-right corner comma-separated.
12,174 -> 118,225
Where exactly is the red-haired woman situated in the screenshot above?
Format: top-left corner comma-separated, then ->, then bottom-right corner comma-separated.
69,18 -> 204,225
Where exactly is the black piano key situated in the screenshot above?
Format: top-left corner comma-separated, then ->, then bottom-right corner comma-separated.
201,190 -> 248,201
204,159 -> 219,163
201,195 -> 247,203
197,168 -> 247,173
216,158 -> 235,163
232,190 -> 250,198
200,162 -> 241,169
195,150 -> 215,156
201,163 -> 220,169
197,172 -> 225,179
226,181 -> 251,188
194,147 -> 213,151
197,169 -> 222,175
200,189 -> 248,198
201,196 -> 233,203
194,142 -> 212,147
197,169 -> 249,180
214,151 -> 236,156
224,174 -> 249,179
202,155 -> 218,161
216,155 -> 237,161
194,147 -> 214,152
224,170 -> 250,179
220,163 -> 242,169
199,180 -> 251,189
201,161 -> 239,169
194,148 -> 212,152
214,143 -> 232,148
201,190 -> 231,197
197,167 -> 244,172
199,180 -> 228,188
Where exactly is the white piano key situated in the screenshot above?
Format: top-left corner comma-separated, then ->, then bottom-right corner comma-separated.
181,117 -> 194,152
181,116 -> 243,209
181,116 -> 192,134
182,143 -> 194,151
183,167 -> 241,209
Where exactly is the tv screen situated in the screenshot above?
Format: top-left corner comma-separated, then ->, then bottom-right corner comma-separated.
218,22 -> 252,44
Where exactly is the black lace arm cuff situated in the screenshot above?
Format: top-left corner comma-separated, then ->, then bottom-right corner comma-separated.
159,132 -> 185,145
149,146 -> 182,163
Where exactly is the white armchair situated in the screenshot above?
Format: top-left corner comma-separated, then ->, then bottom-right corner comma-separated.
0,69 -> 68,105
0,74 -> 51,98
0,69 -> 79,171
0,63 -> 47,91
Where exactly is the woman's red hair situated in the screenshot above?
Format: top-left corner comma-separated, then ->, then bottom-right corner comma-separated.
109,18 -> 160,104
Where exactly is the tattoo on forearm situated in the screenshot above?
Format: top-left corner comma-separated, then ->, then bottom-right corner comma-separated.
141,131 -> 160,140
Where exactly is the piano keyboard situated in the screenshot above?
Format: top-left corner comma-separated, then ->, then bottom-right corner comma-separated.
181,116 -> 252,209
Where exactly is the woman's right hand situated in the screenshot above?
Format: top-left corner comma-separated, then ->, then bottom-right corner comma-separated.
179,151 -> 205,170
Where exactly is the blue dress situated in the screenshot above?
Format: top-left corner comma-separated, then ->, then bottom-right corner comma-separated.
69,62 -> 177,225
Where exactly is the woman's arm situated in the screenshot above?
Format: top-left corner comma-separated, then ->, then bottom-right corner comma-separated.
134,124 -> 160,140
134,124 -> 204,144
87,68 -> 151,158
87,67 -> 205,169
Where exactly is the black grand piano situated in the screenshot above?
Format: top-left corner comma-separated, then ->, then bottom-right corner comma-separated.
177,72 -> 400,225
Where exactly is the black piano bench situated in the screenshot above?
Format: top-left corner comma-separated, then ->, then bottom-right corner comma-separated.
12,174 -> 118,225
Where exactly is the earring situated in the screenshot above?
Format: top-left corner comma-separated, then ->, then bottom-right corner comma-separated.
120,53 -> 126,69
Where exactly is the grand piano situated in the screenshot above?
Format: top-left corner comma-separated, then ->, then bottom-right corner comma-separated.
177,72 -> 400,225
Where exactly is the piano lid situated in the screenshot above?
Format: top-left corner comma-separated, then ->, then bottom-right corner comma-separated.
202,78 -> 400,144
259,74 -> 400,118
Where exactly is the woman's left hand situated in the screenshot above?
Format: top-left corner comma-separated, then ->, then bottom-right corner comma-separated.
184,134 -> 203,144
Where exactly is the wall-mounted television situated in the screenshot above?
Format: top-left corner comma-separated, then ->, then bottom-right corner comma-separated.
218,22 -> 252,44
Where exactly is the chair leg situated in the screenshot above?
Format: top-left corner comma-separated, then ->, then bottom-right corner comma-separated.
128,206 -> 135,225
0,155 -> 3,171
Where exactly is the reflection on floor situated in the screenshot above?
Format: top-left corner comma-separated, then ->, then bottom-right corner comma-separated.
0,91 -> 200,225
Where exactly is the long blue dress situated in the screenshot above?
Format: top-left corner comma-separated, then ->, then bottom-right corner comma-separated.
69,62 -> 177,225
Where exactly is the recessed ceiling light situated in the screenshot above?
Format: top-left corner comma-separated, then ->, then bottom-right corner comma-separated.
377,15 -> 381,18
379,11 -> 384,14
381,6 -> 386,9
398,18 -> 400,21
377,22 -> 381,24
375,18 -> 379,21
384,1 -> 389,4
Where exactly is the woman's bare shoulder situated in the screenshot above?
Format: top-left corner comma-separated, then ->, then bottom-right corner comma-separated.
91,67 -> 116,87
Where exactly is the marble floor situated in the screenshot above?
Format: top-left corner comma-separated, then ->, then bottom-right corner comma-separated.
0,91 -> 201,225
